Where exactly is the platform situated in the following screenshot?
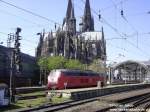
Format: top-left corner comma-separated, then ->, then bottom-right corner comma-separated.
47,83 -> 150,100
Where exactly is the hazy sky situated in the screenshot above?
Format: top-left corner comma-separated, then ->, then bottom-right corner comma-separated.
0,0 -> 150,63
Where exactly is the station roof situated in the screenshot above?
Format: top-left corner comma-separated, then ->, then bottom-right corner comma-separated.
112,60 -> 149,71
142,60 -> 150,66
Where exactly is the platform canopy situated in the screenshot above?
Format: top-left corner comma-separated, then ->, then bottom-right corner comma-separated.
110,60 -> 150,84
113,60 -> 148,71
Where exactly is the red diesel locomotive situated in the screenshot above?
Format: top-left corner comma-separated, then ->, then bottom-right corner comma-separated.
47,69 -> 105,89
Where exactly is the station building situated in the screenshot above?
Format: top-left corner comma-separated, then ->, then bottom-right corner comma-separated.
109,60 -> 150,84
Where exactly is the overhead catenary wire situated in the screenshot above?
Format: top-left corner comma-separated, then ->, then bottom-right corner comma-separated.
79,0 -> 150,58
80,0 -> 128,13
80,0 -> 122,36
108,0 -> 139,34
0,0 -> 127,56
107,40 -> 150,60
74,0 -> 150,59
77,0 -> 130,56
0,0 -> 61,26
0,8 -> 46,28
0,0 -> 149,58
110,0 -> 118,28
125,39 -> 150,58
110,0 -> 117,9
125,11 -> 150,17
106,37 -> 126,40
100,0 -> 128,12
119,32 -> 150,38
121,11 -> 139,47
108,0 -> 139,48
118,0 -> 139,47
107,42 -> 129,61
107,42 -> 126,51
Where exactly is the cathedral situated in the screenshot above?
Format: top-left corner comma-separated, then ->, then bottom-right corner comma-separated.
36,0 -> 106,63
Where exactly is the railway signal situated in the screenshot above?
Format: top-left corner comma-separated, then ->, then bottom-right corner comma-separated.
9,27 -> 22,103
14,27 -> 22,74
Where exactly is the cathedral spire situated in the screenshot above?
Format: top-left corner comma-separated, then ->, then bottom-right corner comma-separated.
82,0 -> 94,32
70,5 -> 75,19
84,0 -> 91,17
64,0 -> 76,34
66,0 -> 73,19
70,5 -> 76,34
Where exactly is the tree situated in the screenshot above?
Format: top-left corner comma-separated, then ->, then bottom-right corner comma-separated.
37,57 -> 48,85
65,59 -> 84,70
88,59 -> 105,73
47,56 -> 66,71
37,57 -> 48,70
37,56 -> 84,71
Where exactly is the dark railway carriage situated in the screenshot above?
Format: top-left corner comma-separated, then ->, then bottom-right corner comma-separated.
47,69 -> 105,89
0,45 -> 39,87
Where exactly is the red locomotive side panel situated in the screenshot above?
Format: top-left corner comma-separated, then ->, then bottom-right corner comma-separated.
47,69 -> 106,90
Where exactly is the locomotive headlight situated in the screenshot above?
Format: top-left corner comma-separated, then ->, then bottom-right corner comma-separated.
48,70 -> 60,83
53,71 -> 60,82
48,76 -> 54,82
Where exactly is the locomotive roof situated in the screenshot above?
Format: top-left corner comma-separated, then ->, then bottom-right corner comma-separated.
52,69 -> 97,74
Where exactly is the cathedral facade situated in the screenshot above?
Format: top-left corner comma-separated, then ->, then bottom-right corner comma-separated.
36,0 -> 106,63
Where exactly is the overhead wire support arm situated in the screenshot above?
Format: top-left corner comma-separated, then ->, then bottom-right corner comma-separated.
106,37 -> 126,40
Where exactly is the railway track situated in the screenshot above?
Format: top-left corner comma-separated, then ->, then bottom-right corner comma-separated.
18,98 -> 98,112
14,88 -> 150,112
101,93 -> 150,112
124,94 -> 150,112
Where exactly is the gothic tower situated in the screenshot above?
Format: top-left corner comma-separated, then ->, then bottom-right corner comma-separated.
82,0 -> 94,32
36,0 -> 106,63
63,0 -> 76,35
